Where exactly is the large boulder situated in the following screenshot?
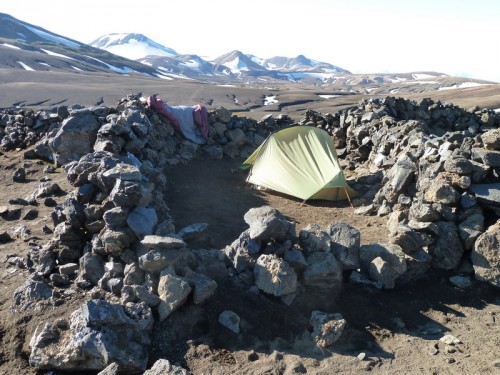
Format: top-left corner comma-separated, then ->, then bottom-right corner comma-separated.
48,111 -> 101,166
29,300 -> 153,373
326,222 -> 361,270
243,206 -> 295,243
471,221 -> 500,287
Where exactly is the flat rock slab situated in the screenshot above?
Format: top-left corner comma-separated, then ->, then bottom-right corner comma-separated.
141,234 -> 186,249
470,183 -> 500,207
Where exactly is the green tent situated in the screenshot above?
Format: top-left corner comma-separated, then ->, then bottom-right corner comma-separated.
241,126 -> 357,202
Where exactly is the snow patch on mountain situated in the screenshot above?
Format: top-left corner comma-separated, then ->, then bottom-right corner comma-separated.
41,48 -> 76,60
86,55 -> 138,74
17,61 -> 35,71
1,43 -> 21,50
90,33 -> 177,60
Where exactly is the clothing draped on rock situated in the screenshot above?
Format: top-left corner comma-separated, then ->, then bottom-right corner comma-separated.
147,95 -> 209,144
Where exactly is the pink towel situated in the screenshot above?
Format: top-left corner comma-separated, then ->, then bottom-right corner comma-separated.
193,104 -> 209,139
147,95 -> 209,140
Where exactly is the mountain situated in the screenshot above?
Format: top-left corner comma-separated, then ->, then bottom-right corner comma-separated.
89,34 -> 353,83
89,33 -> 178,60
211,50 -> 269,75
263,55 -> 349,73
139,54 -> 230,80
0,13 -> 163,77
1,14 -> 496,95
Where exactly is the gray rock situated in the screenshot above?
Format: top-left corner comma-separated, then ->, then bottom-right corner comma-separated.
143,359 -> 192,375
471,221 -> 500,287
28,245 -> 56,276
97,362 -> 119,375
429,221 -> 464,270
105,278 -> 123,295
284,246 -> 307,272
327,222 -> 361,270
102,163 -> 142,183
183,271 -> 217,304
243,206 -> 295,243
79,252 -> 105,285
298,224 -> 331,253
218,310 -> 240,334
369,257 -> 398,289
470,183 -> 500,208
472,148 -> 500,167
460,193 -> 477,209
53,221 -> 84,242
389,225 -> 431,255
449,275 -> 472,288
59,263 -> 79,276
203,145 -> 224,159
157,268 -> 192,321
191,248 -> 228,282
177,223 -> 208,241
227,128 -> 246,146
141,234 -> 186,249
481,129 -> 500,150
359,243 -> 407,276
138,249 -> 186,273
29,300 -> 153,373
12,167 -> 26,182
458,213 -> 484,250
47,112 -> 100,166
254,254 -> 297,297
123,262 -> 145,285
108,179 -> 154,207
224,230 -> 260,273
424,179 -> 459,205
444,157 -> 473,175
13,277 -> 53,308
128,285 -> 162,307
303,252 -> 342,290
28,181 -> 62,200
409,202 -> 441,222
127,207 -> 158,239
310,311 -> 346,348
100,227 -> 133,256
470,160 -> 490,183
388,156 -> 417,193
213,107 -> 232,123
103,207 -> 129,229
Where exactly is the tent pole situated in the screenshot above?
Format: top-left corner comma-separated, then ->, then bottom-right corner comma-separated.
344,187 -> 354,209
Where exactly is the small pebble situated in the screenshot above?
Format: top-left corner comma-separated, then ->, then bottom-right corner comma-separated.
429,345 -> 439,355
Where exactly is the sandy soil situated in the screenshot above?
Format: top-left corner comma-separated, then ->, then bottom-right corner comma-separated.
0,151 -> 499,375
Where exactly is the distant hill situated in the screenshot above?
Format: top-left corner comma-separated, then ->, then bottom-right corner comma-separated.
0,13 -> 162,77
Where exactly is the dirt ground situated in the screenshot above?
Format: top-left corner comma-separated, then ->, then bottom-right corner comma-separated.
0,150 -> 499,375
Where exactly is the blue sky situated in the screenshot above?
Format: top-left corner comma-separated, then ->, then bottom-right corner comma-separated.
2,0 -> 499,82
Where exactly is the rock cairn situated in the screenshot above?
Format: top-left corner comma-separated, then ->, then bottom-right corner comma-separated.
1,94 -> 499,374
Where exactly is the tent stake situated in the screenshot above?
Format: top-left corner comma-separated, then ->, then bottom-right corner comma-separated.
344,187 -> 354,209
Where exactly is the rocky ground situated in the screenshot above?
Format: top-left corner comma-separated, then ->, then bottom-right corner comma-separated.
0,150 -> 498,375
0,95 -> 499,375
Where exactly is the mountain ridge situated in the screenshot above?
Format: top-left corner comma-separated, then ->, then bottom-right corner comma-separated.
0,13 -> 497,94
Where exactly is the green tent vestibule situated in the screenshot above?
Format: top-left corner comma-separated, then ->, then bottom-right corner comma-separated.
241,126 -> 357,203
